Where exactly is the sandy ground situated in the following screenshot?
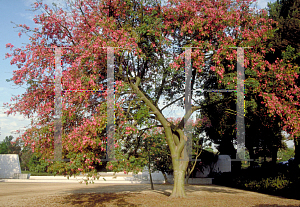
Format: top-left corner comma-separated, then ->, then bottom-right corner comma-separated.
0,182 -> 299,207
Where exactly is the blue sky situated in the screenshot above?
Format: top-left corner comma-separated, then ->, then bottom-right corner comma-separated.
1,0 -> 294,149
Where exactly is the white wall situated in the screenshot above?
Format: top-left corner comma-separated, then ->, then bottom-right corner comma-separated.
214,155 -> 231,173
143,155 -> 231,179
196,155 -> 231,178
0,154 -> 21,179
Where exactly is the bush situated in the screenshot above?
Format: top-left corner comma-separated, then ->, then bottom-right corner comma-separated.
244,175 -> 290,192
28,154 -> 50,173
213,166 -> 300,200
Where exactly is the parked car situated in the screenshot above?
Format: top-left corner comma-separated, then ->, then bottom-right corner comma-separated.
278,161 -> 289,166
249,162 -> 260,169
278,157 -> 295,167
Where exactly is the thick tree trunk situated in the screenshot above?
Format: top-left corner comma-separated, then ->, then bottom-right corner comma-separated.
170,166 -> 188,198
170,148 -> 189,198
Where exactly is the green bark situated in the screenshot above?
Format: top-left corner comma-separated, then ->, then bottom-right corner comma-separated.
170,147 -> 189,198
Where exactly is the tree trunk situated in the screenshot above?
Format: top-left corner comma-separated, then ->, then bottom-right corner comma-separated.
170,166 -> 188,198
185,150 -> 201,184
148,148 -> 154,190
162,172 -> 169,184
294,136 -> 300,166
149,168 -> 154,190
170,148 -> 189,198
129,73 -> 192,197
249,146 -> 255,168
263,142 -> 267,163
271,145 -> 278,166
185,168 -> 190,185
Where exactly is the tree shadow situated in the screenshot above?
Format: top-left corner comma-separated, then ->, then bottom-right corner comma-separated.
193,185 -> 242,194
29,183 -> 300,206
252,205 -> 300,207
57,192 -> 142,206
57,184 -> 173,206
63,184 -> 150,195
149,184 -> 242,196
151,186 -> 172,197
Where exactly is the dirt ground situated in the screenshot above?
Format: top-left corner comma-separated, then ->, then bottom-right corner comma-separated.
0,182 -> 300,207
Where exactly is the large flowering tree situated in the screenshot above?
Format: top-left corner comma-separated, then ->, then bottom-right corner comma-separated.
4,0 -> 300,198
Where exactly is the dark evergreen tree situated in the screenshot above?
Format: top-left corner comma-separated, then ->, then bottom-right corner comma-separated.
266,0 -> 300,165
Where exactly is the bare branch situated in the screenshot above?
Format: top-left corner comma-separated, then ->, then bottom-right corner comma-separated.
160,95 -> 184,111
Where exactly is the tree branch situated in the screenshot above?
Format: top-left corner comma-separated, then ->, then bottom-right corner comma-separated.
154,69 -> 169,106
160,95 -> 184,111
128,79 -> 176,154
176,129 -> 186,157
177,105 -> 201,130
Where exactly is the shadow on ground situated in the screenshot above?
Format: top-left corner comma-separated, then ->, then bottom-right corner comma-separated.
58,192 -> 142,206
252,205 -> 300,207
58,184 -> 245,206
1,183 -> 299,206
62,184 -> 241,197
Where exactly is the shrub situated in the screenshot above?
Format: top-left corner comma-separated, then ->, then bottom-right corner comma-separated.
244,175 -> 290,192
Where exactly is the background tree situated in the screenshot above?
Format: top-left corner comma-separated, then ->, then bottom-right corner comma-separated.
144,127 -> 173,184
0,137 -> 10,154
19,144 -> 34,172
198,0 -> 300,168
0,135 -> 21,155
198,63 -> 284,170
266,0 -> 300,165
277,143 -> 295,162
